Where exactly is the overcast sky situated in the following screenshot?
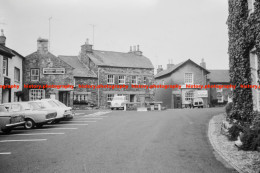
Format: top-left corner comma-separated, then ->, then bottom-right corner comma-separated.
0,0 -> 228,71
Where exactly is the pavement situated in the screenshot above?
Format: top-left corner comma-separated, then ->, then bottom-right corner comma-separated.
0,108 -> 237,173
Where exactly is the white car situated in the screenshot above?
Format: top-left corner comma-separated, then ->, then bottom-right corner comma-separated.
32,99 -> 73,123
110,96 -> 128,110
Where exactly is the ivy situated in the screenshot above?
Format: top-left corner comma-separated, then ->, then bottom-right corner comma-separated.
228,0 -> 260,124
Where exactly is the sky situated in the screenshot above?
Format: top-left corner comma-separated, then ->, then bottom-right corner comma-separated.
0,0 -> 229,71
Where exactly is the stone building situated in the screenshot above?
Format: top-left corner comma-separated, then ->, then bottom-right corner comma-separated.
23,38 -> 75,106
154,59 -> 210,109
208,70 -> 232,106
78,41 -> 154,108
0,29 -> 24,103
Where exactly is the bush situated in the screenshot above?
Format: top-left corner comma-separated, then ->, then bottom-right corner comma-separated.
228,123 -> 243,141
240,127 -> 260,151
225,102 -> 233,117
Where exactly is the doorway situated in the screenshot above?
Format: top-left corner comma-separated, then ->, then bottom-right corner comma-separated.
59,91 -> 70,106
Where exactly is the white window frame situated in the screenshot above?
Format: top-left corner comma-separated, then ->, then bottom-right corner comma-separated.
31,69 -> 40,81
131,76 -> 138,85
29,89 -> 45,101
14,67 -> 20,83
107,94 -> 114,102
185,91 -> 194,101
184,73 -> 193,84
107,75 -> 115,84
3,57 -> 7,76
118,75 -> 126,84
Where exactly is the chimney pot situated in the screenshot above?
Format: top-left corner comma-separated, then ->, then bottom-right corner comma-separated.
0,29 -> 6,46
200,58 -> 206,69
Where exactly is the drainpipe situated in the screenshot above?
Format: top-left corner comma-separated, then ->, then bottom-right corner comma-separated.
98,67 -> 100,107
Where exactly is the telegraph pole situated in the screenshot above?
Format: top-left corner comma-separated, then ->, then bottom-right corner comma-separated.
48,17 -> 52,52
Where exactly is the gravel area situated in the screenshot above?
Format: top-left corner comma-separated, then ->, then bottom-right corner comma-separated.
208,114 -> 260,173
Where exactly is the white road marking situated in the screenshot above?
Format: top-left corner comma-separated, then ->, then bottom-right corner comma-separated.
78,118 -> 103,120
63,121 -> 96,123
0,152 -> 11,155
0,139 -> 47,143
48,124 -> 88,126
12,133 -> 64,136
33,128 -> 78,130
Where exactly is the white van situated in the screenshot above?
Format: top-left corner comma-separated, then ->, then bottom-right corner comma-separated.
110,96 -> 128,110
192,98 -> 204,108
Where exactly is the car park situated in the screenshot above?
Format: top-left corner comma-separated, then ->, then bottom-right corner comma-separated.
110,95 -> 128,110
32,99 -> 73,123
4,102 -> 57,129
0,104 -> 25,133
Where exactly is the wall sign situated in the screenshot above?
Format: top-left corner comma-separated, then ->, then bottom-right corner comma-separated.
43,68 -> 65,74
197,90 -> 208,97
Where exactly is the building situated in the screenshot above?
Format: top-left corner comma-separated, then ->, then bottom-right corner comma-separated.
208,70 -> 232,106
78,41 -> 154,108
23,38 -> 75,106
0,29 -> 24,103
154,59 -> 210,109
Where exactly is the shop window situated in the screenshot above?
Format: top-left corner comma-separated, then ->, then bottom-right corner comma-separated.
73,93 -> 91,105
29,89 -> 45,101
185,91 -> 194,101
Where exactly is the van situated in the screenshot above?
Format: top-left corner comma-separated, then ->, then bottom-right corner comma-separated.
192,98 -> 204,108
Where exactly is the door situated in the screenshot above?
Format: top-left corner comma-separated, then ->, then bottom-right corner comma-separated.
59,91 -> 69,106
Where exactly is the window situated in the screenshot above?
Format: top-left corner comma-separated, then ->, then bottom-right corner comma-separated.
43,68 -> 65,74
107,75 -> 114,84
29,89 -> 45,101
31,69 -> 40,81
162,80 -> 165,85
118,75 -> 125,84
14,67 -> 20,82
185,91 -> 194,101
143,77 -> 148,84
3,57 -> 7,76
184,73 -> 193,84
217,93 -> 224,103
131,76 -> 137,84
248,0 -> 255,14
216,87 -> 223,92
73,93 -> 91,104
107,94 -> 114,102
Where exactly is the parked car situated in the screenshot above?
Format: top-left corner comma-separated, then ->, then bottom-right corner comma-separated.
33,99 -> 73,123
192,98 -> 204,108
0,104 -> 25,133
52,99 -> 74,119
4,102 -> 57,129
110,96 -> 128,110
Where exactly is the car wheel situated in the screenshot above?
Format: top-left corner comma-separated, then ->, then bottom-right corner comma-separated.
2,128 -> 12,134
111,108 -> 114,110
24,119 -> 35,129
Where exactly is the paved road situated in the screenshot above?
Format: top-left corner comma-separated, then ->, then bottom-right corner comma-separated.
0,108 -> 236,173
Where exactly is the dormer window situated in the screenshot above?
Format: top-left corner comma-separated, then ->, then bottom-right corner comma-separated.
248,0 -> 255,15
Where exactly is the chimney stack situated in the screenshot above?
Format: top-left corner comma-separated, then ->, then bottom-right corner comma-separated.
0,29 -> 6,46
157,65 -> 163,74
37,37 -> 49,54
167,59 -> 174,69
81,38 -> 93,53
200,58 -> 206,69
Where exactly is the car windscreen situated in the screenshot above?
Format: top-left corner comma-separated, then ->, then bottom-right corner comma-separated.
113,97 -> 124,101
47,100 -> 59,107
54,100 -> 67,108
0,105 -> 7,112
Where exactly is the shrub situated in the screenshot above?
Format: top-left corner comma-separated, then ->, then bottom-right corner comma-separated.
228,123 -> 243,141
240,127 -> 260,151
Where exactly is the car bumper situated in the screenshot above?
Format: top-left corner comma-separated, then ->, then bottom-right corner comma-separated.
5,121 -> 25,128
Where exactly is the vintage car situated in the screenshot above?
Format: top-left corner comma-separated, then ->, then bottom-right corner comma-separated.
32,99 -> 73,123
52,99 -> 74,119
110,95 -> 128,110
4,102 -> 57,129
0,104 -> 25,133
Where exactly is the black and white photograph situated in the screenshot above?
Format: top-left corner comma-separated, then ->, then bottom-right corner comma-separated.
0,0 -> 260,172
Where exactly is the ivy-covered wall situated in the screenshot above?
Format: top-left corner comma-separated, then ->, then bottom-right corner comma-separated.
228,0 -> 260,123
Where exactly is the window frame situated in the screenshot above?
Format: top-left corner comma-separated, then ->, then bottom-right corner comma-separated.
14,67 -> 20,83
118,75 -> 126,85
107,94 -> 114,102
185,91 -> 194,101
31,68 -> 40,81
184,73 -> 193,84
29,89 -> 45,101
131,76 -> 138,85
3,57 -> 8,76
107,75 -> 115,84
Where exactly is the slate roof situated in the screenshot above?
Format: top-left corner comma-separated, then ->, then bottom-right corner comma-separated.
86,50 -> 154,69
155,59 -> 210,79
0,44 -> 24,58
58,55 -> 97,78
208,70 -> 230,83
